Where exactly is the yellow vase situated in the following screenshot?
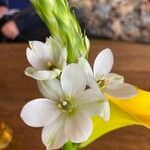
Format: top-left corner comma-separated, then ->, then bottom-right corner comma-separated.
0,121 -> 13,149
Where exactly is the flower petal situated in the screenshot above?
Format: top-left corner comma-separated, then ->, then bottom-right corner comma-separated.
87,74 -> 99,90
108,89 -> 150,128
25,67 -> 61,80
93,48 -> 114,79
42,114 -> 67,149
79,57 -> 93,76
46,37 -> 63,66
57,47 -> 67,69
65,111 -> 92,143
26,48 -> 47,70
79,57 -> 99,89
99,100 -> 110,121
104,83 -> 138,99
29,41 -> 50,60
106,73 -> 124,86
84,36 -> 90,53
77,89 -> 110,121
61,64 -> 86,97
20,98 -> 60,127
37,79 -> 63,102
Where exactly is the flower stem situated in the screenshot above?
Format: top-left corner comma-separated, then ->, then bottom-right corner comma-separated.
62,141 -> 80,150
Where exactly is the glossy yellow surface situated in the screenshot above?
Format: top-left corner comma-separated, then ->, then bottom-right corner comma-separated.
0,122 -> 13,150
81,89 -> 150,148
109,89 -> 150,128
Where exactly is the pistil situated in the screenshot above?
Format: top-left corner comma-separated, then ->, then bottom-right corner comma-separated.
58,97 -> 76,113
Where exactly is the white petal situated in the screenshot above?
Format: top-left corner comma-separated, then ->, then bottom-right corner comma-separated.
65,111 -> 92,143
25,67 -> 61,80
57,47 -> 67,69
93,48 -> 114,79
79,57 -> 99,89
24,66 -> 37,77
31,70 -> 51,80
20,98 -> 60,127
99,100 -> 110,121
106,73 -> 124,86
29,41 -> 50,60
77,89 -> 104,105
37,79 -> 63,102
76,89 -> 110,121
79,57 -> 93,76
61,64 -> 86,97
42,114 -> 67,149
26,48 -> 47,70
104,83 -> 138,99
46,37 -> 63,66
87,74 -> 99,90
85,36 -> 90,52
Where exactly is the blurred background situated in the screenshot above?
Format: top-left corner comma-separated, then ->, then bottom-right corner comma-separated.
0,0 -> 150,43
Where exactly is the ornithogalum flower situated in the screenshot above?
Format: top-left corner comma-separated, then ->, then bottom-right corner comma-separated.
79,48 -> 137,99
25,37 -> 67,80
21,64 -> 109,149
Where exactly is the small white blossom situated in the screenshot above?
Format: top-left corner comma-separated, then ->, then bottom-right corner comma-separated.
25,37 -> 67,80
79,48 -> 137,99
21,64 -> 109,149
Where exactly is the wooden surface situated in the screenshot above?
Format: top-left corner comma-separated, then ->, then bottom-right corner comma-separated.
0,40 -> 150,150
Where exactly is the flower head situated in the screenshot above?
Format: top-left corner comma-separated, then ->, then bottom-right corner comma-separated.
79,48 -> 137,99
25,37 -> 67,80
21,64 -> 109,149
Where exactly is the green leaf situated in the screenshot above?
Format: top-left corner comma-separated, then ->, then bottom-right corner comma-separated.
80,101 -> 139,148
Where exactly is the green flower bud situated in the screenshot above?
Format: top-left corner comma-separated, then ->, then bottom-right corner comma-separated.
30,0 -> 90,63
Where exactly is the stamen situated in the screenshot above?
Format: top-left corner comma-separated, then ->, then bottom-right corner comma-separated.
97,79 -> 109,89
58,97 -> 76,113
47,61 -> 54,70
62,101 -> 68,106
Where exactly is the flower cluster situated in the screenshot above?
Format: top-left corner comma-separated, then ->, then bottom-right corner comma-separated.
20,37 -> 137,150
30,0 -> 90,63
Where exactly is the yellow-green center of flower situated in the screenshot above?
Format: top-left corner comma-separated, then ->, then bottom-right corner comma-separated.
58,97 -> 76,113
47,61 -> 55,70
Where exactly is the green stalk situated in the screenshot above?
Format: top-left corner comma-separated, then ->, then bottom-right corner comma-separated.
62,141 -> 80,150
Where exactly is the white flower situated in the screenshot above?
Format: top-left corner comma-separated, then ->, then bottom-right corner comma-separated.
21,64 -> 109,149
79,48 -> 137,99
25,37 -> 67,80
